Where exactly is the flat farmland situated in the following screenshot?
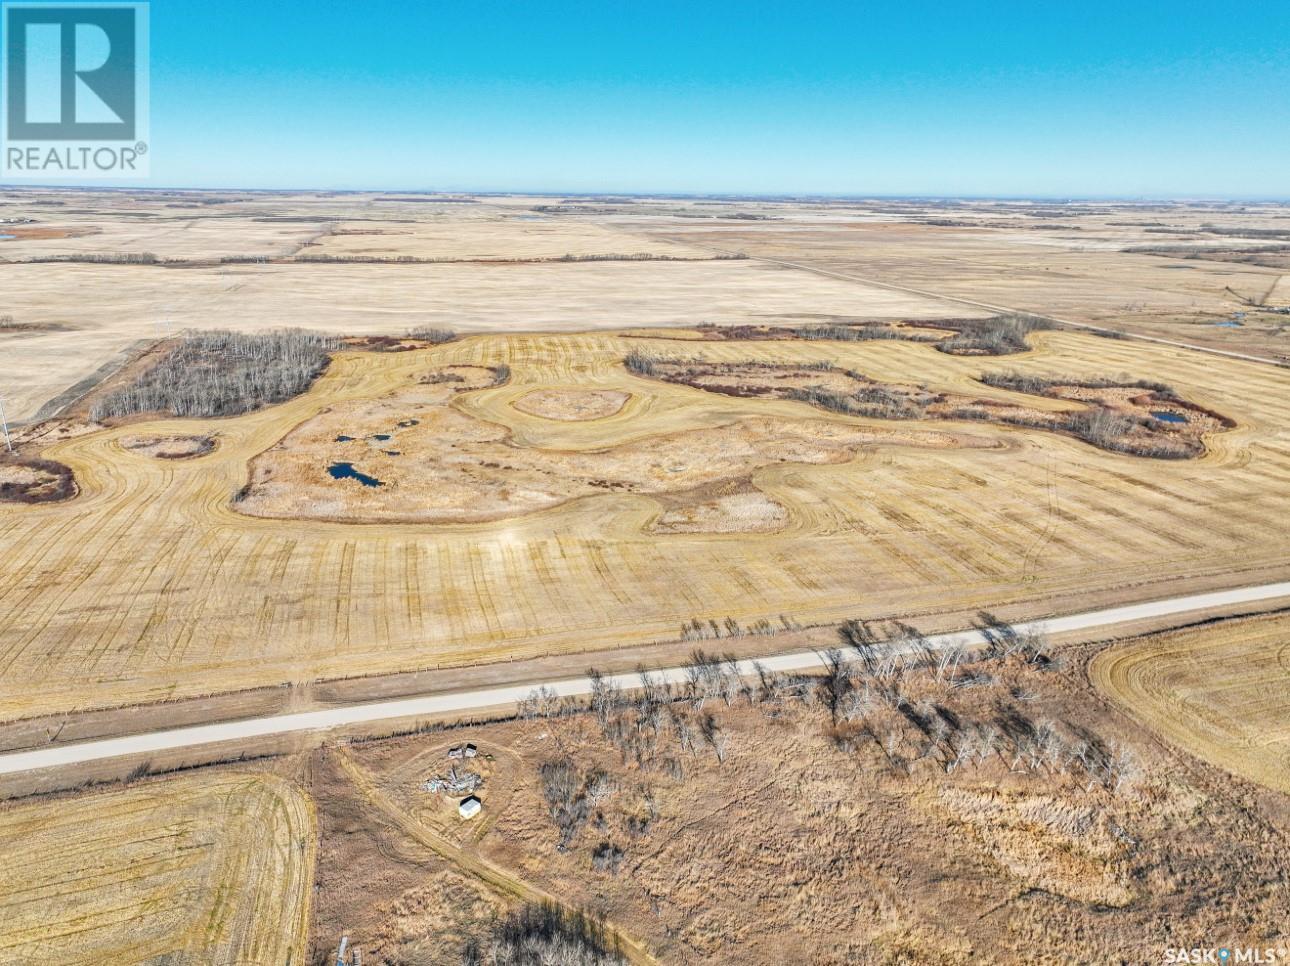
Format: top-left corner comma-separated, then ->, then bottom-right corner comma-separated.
0,772 -> 314,964
2,191 -> 1004,424
0,213 -> 319,261
636,203 -> 1290,364
649,220 -> 1267,319
2,327 -> 1289,722
307,214 -> 714,260
0,258 -> 974,424
1091,611 -> 1290,794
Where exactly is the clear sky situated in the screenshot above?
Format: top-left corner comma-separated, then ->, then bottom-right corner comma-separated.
36,0 -> 1290,196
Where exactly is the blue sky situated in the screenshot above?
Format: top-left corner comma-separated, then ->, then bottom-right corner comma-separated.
53,1 -> 1290,195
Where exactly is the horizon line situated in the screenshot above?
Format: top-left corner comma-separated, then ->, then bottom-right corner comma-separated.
3,183 -> 1290,204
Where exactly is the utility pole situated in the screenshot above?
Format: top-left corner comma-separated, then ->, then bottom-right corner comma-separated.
154,304 -> 178,340
0,395 -> 12,453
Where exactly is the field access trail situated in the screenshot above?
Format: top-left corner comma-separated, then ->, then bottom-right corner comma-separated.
335,748 -> 659,965
1,581 -> 1287,778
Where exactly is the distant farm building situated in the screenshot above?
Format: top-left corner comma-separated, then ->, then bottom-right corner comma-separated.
459,796 -> 482,819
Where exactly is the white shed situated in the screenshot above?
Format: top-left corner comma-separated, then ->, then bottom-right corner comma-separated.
458,796 -> 482,819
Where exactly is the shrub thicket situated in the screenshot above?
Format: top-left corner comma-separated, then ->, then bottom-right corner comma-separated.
979,370 -> 1175,396
623,351 -> 658,377
0,457 -> 76,504
462,903 -> 625,966
405,326 -> 457,343
936,314 -> 1052,355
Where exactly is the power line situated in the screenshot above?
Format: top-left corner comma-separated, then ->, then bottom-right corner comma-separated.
0,395 -> 13,453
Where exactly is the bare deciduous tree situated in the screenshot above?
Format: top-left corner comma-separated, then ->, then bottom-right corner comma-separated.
91,329 -> 338,420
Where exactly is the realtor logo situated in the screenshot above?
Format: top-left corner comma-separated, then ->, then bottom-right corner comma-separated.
3,2 -> 149,176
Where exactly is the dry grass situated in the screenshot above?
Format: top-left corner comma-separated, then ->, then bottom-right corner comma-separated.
1090,611 -> 1290,794
651,484 -> 788,534
0,327 -> 1288,722
329,624 -> 1290,964
118,433 -> 217,459
235,364 -> 972,525
0,772 -> 314,964
513,388 -> 631,421
0,455 -> 76,503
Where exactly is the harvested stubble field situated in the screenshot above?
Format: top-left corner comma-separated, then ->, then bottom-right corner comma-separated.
6,194 -> 1290,408
7,190 -> 1290,966
638,198 -> 1290,363
2,326 -> 1290,724
1091,611 -> 1290,795
0,771 -> 314,964
2,194 -> 987,426
304,214 -> 716,261
513,387 -> 632,421
1,256 -> 967,424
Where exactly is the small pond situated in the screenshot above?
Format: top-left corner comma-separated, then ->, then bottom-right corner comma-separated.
335,435 -> 355,442
0,234 -> 15,241
1151,411 -> 1188,424
1213,321 -> 1243,328
328,462 -> 384,487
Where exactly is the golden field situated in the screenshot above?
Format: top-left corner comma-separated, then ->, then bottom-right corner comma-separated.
1091,611 -> 1290,794
0,772 -> 314,964
0,256 -> 973,424
0,193 -> 987,425
642,200 -> 1290,363
2,325 -> 1289,722
9,191 -> 1290,428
